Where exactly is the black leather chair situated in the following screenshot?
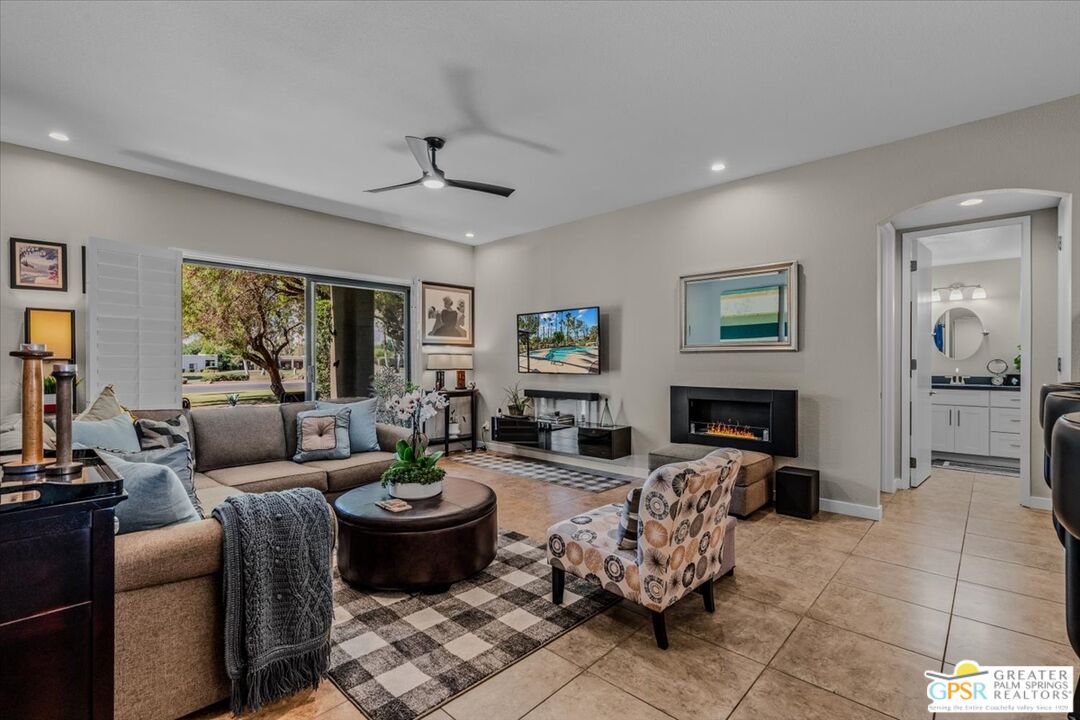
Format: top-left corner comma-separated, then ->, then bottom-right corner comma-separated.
1044,385 -> 1080,720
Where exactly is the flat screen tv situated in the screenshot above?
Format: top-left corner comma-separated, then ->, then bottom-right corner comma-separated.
517,306 -> 601,375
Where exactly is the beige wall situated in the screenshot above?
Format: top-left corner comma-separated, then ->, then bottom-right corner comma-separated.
0,143 -> 474,416
474,96 -> 1080,513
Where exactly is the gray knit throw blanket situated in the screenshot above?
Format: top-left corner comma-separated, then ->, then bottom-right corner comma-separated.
212,487 -> 334,715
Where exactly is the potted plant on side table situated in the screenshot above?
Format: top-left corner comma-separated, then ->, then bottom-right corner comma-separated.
381,388 -> 449,500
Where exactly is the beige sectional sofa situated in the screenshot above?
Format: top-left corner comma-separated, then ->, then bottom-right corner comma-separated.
113,400 -> 409,720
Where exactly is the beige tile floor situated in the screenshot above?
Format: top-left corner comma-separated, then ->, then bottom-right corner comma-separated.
187,463 -> 1075,720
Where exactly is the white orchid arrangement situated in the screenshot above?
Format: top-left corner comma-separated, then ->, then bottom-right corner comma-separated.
382,388 -> 450,487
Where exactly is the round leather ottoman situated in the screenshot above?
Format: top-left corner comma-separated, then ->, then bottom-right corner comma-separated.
333,475 -> 498,592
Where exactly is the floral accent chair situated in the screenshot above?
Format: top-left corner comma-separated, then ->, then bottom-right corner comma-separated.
546,448 -> 742,648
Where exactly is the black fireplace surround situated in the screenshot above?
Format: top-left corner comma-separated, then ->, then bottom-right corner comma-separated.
670,386 -> 798,457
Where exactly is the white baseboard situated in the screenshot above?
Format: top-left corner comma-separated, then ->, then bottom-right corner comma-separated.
819,497 -> 883,521
1022,495 -> 1052,511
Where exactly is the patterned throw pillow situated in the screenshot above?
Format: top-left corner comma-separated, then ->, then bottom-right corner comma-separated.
618,487 -> 642,550
134,414 -> 191,451
293,407 -> 351,462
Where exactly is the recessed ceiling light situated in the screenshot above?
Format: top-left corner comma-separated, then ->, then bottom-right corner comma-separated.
465,232 -> 475,239
710,162 -> 726,172
959,198 -> 983,207
48,131 -> 69,142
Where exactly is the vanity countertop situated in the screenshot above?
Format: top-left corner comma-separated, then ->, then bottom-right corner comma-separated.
931,383 -> 1020,392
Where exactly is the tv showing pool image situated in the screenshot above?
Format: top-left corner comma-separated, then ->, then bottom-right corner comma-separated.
517,307 -> 601,375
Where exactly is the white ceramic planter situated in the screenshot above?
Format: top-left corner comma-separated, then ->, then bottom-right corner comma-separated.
448,422 -> 461,437
388,480 -> 443,500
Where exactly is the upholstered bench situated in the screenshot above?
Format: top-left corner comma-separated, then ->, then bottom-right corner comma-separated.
648,444 -> 773,517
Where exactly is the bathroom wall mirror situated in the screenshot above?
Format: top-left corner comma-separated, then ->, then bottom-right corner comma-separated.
680,261 -> 799,352
933,306 -> 985,360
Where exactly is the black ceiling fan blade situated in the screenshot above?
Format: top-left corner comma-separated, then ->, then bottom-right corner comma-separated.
445,178 -> 515,197
405,136 -> 436,174
365,178 -> 423,193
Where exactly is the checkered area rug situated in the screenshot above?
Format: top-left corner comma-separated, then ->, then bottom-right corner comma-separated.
328,530 -> 619,720
451,451 -> 632,493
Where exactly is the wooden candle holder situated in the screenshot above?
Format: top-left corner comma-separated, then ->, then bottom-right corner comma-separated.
3,344 -> 55,475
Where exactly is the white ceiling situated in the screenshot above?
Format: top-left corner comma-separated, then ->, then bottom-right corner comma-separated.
922,224 -> 1022,266
2,1 -> 1079,245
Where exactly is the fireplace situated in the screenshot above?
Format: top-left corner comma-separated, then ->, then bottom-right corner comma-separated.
671,386 -> 798,457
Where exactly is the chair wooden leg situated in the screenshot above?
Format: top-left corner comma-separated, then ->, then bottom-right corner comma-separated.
551,567 -> 565,605
650,610 -> 669,649
722,566 -> 735,578
697,580 -> 716,613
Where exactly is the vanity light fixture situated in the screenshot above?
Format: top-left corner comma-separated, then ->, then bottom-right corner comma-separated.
933,282 -> 987,301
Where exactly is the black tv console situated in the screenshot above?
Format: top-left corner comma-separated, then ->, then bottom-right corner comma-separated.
491,415 -> 631,460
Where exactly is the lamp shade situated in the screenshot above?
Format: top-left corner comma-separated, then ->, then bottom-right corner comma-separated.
426,353 -> 473,370
25,307 -> 75,362
971,286 -> 987,300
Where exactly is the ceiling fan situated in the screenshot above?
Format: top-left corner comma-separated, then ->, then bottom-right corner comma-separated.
366,136 -> 515,197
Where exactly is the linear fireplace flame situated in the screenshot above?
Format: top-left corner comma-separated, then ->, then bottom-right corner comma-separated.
690,420 -> 770,442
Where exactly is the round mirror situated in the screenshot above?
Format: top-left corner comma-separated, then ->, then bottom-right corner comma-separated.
933,307 -> 984,360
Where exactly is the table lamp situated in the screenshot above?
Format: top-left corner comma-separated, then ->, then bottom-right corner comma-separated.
426,353 -> 473,390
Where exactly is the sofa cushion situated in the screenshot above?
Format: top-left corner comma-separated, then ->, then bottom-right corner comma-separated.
280,401 -> 316,458
648,444 -> 772,486
191,405 -> 287,471
304,452 -> 395,492
294,407 -> 352,462
205,460 -> 328,493
196,482 -> 247,514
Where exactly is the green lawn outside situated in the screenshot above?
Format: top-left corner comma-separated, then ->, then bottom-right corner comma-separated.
184,390 -> 278,407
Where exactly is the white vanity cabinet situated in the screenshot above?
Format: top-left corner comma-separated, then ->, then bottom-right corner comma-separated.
931,388 -> 1021,459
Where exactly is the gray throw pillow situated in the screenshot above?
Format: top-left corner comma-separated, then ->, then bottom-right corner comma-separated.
618,487 -> 642,551
102,454 -> 201,535
316,398 -> 379,453
72,412 -> 141,452
100,443 -> 202,518
293,407 -> 351,462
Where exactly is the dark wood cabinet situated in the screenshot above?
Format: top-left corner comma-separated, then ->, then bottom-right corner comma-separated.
0,468 -> 123,720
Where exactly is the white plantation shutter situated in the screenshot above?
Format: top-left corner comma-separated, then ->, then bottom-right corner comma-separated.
86,237 -> 182,409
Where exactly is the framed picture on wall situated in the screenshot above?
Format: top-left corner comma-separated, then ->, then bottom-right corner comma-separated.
679,260 -> 799,352
9,238 -> 69,292
421,282 -> 474,346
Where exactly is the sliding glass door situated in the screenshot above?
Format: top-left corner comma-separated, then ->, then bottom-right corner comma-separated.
313,282 -> 408,401
181,260 -> 409,407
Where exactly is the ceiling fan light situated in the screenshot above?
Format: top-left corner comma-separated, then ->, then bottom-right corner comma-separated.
948,287 -> 964,301
422,177 -> 445,189
971,285 -> 987,300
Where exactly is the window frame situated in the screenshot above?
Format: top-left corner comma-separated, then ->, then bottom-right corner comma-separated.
182,258 -> 411,402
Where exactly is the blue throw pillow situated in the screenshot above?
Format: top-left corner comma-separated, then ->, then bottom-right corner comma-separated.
99,443 -> 202,518
72,412 -> 140,452
294,407 -> 351,462
316,398 -> 378,453
102,455 -> 201,534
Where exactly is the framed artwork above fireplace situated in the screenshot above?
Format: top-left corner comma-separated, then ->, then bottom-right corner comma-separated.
679,260 -> 798,352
